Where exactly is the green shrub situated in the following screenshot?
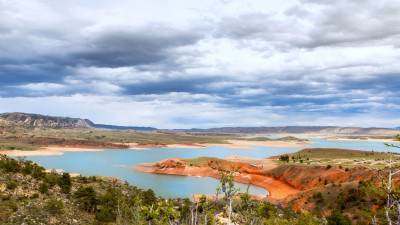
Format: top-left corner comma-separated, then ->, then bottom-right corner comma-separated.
327,165 -> 332,169
326,210 -> 353,225
38,182 -> 48,194
57,173 -> 72,194
31,193 -> 39,199
46,198 -> 64,215
75,186 -> 98,212
7,181 -> 17,190
4,159 -> 20,173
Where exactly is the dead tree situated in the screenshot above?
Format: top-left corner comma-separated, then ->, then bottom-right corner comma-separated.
371,157 -> 400,225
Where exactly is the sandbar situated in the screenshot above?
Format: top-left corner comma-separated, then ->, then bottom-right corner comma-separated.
0,147 -> 103,156
126,143 -> 206,149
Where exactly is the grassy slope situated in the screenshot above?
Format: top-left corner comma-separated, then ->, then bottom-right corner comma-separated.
276,148 -> 400,169
184,157 -> 224,166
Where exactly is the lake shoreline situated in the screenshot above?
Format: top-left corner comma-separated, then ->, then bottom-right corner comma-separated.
0,139 -> 312,156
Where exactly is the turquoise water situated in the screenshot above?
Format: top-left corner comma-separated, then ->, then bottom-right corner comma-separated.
22,138 -> 399,199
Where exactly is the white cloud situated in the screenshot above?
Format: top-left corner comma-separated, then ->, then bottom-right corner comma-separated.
1,0 -> 400,128
0,94 -> 399,128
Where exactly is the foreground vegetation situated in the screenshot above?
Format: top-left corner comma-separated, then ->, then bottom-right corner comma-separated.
18,153 -> 395,224
3,153 -> 400,224
0,153 -> 325,224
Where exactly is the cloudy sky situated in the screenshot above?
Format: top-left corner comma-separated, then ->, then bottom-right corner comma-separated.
1,0 -> 400,128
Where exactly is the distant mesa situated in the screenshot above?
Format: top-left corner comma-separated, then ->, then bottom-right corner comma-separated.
93,124 -> 156,131
0,112 -> 94,129
181,126 -> 399,135
0,112 -> 157,131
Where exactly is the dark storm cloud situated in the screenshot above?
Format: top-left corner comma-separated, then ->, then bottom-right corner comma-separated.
0,23 -> 203,96
123,76 -> 226,95
71,27 -> 203,68
0,63 -> 67,85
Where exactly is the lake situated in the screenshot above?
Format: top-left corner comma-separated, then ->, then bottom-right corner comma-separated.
21,138 -> 398,199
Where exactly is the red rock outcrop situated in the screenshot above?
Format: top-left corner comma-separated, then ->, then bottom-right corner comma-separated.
132,158 -> 299,199
132,157 -> 376,203
267,165 -> 374,191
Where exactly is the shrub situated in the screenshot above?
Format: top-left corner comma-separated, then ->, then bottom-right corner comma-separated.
47,198 -> 64,215
143,189 -> 157,206
327,165 -> 332,169
22,164 -> 33,175
32,166 -> 46,179
279,155 -> 289,162
7,181 -> 17,190
31,193 -> 39,199
57,173 -> 72,194
1,193 -> 10,201
96,188 -> 118,222
326,210 -> 352,225
46,175 -> 57,187
4,159 -> 20,173
75,186 -> 98,212
257,202 -> 277,219
39,182 -> 48,194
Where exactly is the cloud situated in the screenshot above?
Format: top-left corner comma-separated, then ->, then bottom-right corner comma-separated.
70,26 -> 203,68
0,0 -> 400,128
0,94 -> 399,128
216,0 -> 400,49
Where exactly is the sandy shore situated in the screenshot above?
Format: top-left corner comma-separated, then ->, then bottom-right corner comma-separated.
127,143 -> 206,149
0,147 -> 104,156
126,140 -> 308,149
0,138 -> 310,157
166,144 -> 207,148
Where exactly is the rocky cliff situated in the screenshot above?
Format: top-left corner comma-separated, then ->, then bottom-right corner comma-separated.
0,112 -> 94,129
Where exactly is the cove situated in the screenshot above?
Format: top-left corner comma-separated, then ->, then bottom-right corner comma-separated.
21,138 -> 398,199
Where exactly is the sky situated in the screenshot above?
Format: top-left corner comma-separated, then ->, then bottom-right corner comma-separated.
1,0 -> 400,129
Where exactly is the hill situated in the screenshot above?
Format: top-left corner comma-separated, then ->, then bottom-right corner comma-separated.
0,112 -> 94,129
182,126 -> 399,135
93,124 -> 156,131
0,112 -> 157,131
